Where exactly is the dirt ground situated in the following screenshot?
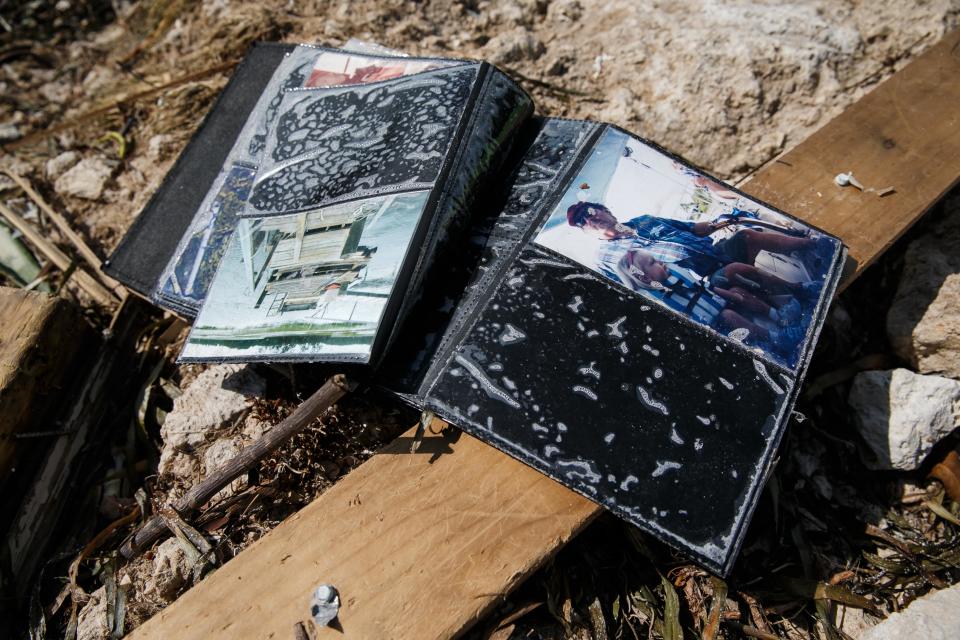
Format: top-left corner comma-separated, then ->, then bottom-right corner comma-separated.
3,1 -> 960,639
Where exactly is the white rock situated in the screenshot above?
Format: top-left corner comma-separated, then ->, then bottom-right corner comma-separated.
76,587 -> 110,640
143,538 -> 190,601
45,151 -> 80,180
861,585 -> 960,640
887,196 -> 960,379
54,157 -> 114,200
837,604 -> 878,638
0,122 -> 20,142
483,27 -> 545,65
158,365 -> 265,475
203,436 -> 246,502
848,368 -> 960,470
147,134 -> 175,161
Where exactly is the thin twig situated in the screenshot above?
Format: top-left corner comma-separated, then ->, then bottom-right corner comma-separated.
120,375 -> 356,559
0,169 -> 123,297
0,201 -> 119,306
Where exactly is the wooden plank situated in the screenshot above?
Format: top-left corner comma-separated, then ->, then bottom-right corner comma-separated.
129,31 -> 960,640
744,29 -> 960,282
130,424 -> 599,639
0,287 -> 84,485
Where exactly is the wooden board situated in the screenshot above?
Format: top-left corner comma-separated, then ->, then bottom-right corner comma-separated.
0,287 -> 84,486
129,30 -> 960,640
745,29 -> 960,283
129,424 -> 599,639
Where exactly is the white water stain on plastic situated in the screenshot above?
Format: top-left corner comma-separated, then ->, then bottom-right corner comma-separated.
499,323 -> 527,345
567,295 -> 584,313
753,359 -> 785,395
578,362 -> 601,379
652,460 -> 682,477
718,376 -> 734,390
604,432 -> 615,444
572,385 -> 598,400
669,427 -> 684,445
556,458 -> 602,484
636,385 -> 669,415
606,316 -> 627,337
620,475 -> 639,491
642,344 -> 660,356
454,354 -> 520,408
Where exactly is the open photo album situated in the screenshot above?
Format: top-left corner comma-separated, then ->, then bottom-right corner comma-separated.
104,43 -> 846,574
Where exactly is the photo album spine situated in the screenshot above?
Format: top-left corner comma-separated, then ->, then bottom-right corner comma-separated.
102,42 -> 295,302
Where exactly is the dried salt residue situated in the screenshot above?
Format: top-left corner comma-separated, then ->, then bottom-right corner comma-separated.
567,295 -> 584,313
498,323 -> 526,345
652,460 -> 682,477
521,257 -> 575,269
454,354 -> 520,408
556,458 -> 602,484
669,427 -> 684,445
636,385 -> 669,415
753,359 -> 785,395
606,316 -> 627,337
619,475 -> 639,491
572,385 -> 598,400
578,362 -> 601,379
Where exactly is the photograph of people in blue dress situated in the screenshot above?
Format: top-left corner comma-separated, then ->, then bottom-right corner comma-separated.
534,127 -> 840,369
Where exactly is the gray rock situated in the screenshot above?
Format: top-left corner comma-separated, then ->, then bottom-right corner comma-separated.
887,196 -> 960,379
483,27 -> 545,65
158,365 -> 265,476
848,368 -> 960,470
203,436 -> 246,503
143,538 -> 190,601
76,587 -> 109,640
45,151 -> 80,180
861,584 -> 960,640
0,123 -> 20,142
53,157 -> 114,200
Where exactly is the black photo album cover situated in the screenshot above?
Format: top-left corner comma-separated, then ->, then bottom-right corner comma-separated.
103,43 -> 846,574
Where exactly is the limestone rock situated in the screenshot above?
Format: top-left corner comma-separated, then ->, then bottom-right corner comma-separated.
53,157 -> 114,200
848,368 -> 960,470
203,436 -> 246,502
76,587 -> 110,640
143,538 -> 190,601
888,198 -> 960,379
0,123 -> 20,143
483,27 -> 545,65
158,365 -> 265,475
861,584 -> 960,640
45,151 -> 80,180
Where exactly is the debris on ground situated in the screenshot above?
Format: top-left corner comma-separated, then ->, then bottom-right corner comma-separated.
3,1 -> 960,639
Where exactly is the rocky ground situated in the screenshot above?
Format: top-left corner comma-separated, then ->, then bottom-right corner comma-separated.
4,1 -> 960,639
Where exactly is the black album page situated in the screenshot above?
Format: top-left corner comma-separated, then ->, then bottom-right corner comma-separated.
422,122 -> 845,574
